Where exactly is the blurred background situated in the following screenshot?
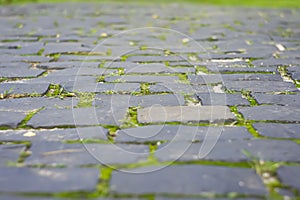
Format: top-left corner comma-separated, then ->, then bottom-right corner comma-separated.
0,0 -> 300,8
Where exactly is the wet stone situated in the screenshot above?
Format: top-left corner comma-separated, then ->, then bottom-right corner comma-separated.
25,142 -> 149,166
137,106 -> 235,124
196,93 -> 249,106
155,140 -> 300,162
253,123 -> 300,139
0,167 -> 99,193
252,93 -> 300,106
0,126 -> 108,141
110,165 -> 266,195
224,81 -> 297,93
0,144 -> 26,166
239,105 -> 300,122
277,166 -> 300,193
0,111 -> 27,128
115,125 -> 252,142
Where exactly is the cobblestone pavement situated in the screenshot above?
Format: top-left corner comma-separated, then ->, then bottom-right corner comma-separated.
0,3 -> 300,200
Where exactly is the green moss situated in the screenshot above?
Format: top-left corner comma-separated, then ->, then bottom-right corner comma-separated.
37,48 -> 45,56
45,84 -> 75,99
140,83 -> 150,95
0,87 -> 14,99
76,92 -> 95,108
241,89 -> 258,106
178,73 -> 190,84
120,107 -> 140,128
18,108 -> 43,128
195,65 -> 209,74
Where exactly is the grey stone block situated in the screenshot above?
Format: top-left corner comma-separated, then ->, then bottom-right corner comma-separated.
239,105 -> 300,122
110,165 -> 266,195
0,167 -> 99,193
137,106 -> 235,123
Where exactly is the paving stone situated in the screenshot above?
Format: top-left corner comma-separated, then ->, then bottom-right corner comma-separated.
25,142 -> 149,166
0,97 -> 77,112
0,54 -> 51,63
149,83 -> 212,94
0,144 -> 26,166
27,107 -> 127,127
239,105 -> 300,122
96,83 -> 141,93
188,74 -> 282,85
123,63 -> 177,74
252,58 -> 300,67
94,93 -> 185,107
43,42 -> 91,55
155,140 -> 300,162
253,123 -> 300,139
0,126 -> 108,141
104,75 -> 180,83
126,55 -> 185,63
110,165 -> 266,195
137,106 -> 235,124
287,66 -> 300,80
36,61 -> 99,70
206,66 -> 278,73
0,111 -> 27,128
0,82 -> 49,95
0,195 -> 69,200
277,166 -> 300,192
48,67 -> 117,76
116,125 -> 252,142
224,81 -> 297,93
0,67 -> 45,78
196,93 -> 249,106
0,167 -> 99,193
252,93 -> 300,106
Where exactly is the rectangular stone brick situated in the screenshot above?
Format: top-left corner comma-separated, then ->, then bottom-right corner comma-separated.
110,165 -> 266,195
0,111 -> 27,128
224,81 -> 297,93
0,144 -> 25,166
25,142 -> 149,166
253,123 -> 300,139
0,167 -> 99,193
137,106 -> 235,123
252,93 -> 300,106
105,75 -> 179,83
239,105 -> 300,122
115,125 -> 252,142
155,140 -> 300,162
196,93 -> 250,106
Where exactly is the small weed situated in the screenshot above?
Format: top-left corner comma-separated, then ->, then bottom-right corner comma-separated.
106,48 -> 112,56
45,84 -> 75,99
37,48 -> 45,56
184,94 -> 200,106
50,53 -> 61,62
0,87 -> 14,99
97,75 -> 106,82
195,65 -> 209,74
18,108 -> 43,128
76,92 -> 95,108
241,89 -> 258,106
120,107 -> 140,129
242,149 -> 285,198
178,73 -> 190,84
140,83 -> 150,95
